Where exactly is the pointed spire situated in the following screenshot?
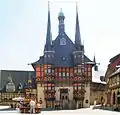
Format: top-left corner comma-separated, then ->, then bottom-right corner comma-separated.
58,8 -> 65,34
60,8 -> 62,12
75,2 -> 81,45
93,54 -> 98,71
44,1 -> 52,51
93,54 -> 96,64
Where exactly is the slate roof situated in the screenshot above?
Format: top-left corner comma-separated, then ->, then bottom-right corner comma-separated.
110,53 -> 120,63
110,68 -> 120,77
53,34 -> 74,67
0,70 -> 35,92
31,10 -> 93,68
31,36 -> 93,68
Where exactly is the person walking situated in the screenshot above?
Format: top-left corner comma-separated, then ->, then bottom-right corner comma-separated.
30,99 -> 36,113
93,99 -> 97,109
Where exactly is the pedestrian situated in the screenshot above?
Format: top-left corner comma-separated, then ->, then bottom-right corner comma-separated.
93,99 -> 97,109
30,99 -> 36,113
16,103 -> 20,112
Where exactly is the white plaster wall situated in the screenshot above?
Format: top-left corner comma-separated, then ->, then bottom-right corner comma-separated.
83,83 -> 90,108
55,87 -> 60,101
37,84 -> 46,108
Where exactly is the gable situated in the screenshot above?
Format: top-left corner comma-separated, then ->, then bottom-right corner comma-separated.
53,33 -> 74,67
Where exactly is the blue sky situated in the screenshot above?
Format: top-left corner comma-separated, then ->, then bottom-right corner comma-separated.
0,0 -> 120,71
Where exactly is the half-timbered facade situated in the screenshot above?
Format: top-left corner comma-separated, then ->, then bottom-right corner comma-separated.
104,54 -> 120,108
108,68 -> 120,107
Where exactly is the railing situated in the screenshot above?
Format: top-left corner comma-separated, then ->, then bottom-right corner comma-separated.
44,94 -> 56,100
44,90 -> 56,93
72,78 -> 85,83
45,73 -> 54,76
74,73 -> 82,76
109,82 -> 120,89
36,77 -> 56,84
45,80 -> 56,84
73,89 -> 85,93
73,94 -> 84,100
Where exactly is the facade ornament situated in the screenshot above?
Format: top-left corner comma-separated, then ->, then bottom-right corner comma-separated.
6,74 -> 15,92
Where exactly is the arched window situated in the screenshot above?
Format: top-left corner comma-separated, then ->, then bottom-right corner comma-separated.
60,38 -> 66,45
117,91 -> 120,104
101,96 -> 103,102
113,92 -> 116,105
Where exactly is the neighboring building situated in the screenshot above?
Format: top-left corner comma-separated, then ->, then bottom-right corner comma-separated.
104,54 -> 120,108
0,70 -> 35,105
30,4 -> 100,109
90,82 -> 106,105
105,54 -> 120,83
108,67 -> 120,108
90,70 -> 106,105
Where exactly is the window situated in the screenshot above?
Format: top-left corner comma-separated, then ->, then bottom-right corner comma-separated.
44,86 -> 47,90
78,86 -> 81,90
65,96 -> 68,100
44,69 -> 47,74
62,96 -> 64,100
117,91 -> 120,104
48,55 -> 50,58
74,86 -> 77,90
48,68 -> 51,73
60,38 -> 66,45
51,86 -> 54,90
81,84 -> 85,89
63,72 -> 65,77
48,77 -> 51,81
66,73 -> 69,76
78,55 -> 81,58
74,69 -> 77,73
52,69 -> 54,73
88,72 -> 91,76
82,55 -> 84,58
52,55 -> 54,58
62,57 -> 66,61
44,55 -> 47,58
59,73 -> 61,76
48,87 -> 51,90
113,92 -> 115,105
78,69 -> 81,73
88,68 -> 91,71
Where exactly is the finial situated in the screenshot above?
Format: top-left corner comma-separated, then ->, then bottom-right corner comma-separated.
60,8 -> 62,12
76,2 -> 78,13
93,53 -> 96,63
48,1 -> 50,11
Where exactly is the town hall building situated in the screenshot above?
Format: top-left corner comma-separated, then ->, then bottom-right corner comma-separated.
31,4 -> 98,109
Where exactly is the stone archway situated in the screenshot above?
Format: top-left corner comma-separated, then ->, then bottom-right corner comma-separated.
62,100 -> 69,110
69,100 -> 76,109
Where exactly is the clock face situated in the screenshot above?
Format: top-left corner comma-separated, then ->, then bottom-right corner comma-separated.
60,37 -> 66,45
62,57 -> 66,60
